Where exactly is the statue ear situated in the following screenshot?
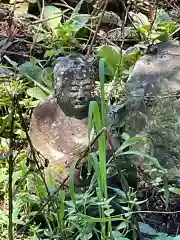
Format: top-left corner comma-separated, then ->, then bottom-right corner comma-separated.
88,58 -> 99,82
54,76 -> 63,89
53,76 -> 65,98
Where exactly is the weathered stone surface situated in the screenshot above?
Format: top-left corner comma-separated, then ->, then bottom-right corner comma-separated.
124,40 -> 180,113
30,97 -> 91,183
29,53 -> 138,187
29,54 -> 98,184
121,40 -> 180,172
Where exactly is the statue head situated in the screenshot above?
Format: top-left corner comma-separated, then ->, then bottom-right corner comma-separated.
53,54 -> 98,117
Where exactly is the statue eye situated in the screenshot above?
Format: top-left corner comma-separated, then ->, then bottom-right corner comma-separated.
84,88 -> 91,92
69,88 -> 78,92
69,85 -> 79,92
83,83 -> 92,91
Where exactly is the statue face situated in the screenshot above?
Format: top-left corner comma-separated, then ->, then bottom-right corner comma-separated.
53,54 -> 97,114
65,77 -> 94,109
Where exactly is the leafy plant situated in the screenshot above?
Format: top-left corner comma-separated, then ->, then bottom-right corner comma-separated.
129,8 -> 180,44
33,1 -> 90,53
139,222 -> 180,240
97,45 -> 141,77
18,59 -> 53,104
1,1 -> 180,238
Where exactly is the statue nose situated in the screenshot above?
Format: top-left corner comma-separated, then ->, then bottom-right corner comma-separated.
77,88 -> 85,101
77,96 -> 85,101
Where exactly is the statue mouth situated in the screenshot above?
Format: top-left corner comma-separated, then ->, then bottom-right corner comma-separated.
74,101 -> 87,108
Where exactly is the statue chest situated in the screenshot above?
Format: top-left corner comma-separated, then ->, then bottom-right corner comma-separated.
48,112 -> 89,156
30,98 -> 92,166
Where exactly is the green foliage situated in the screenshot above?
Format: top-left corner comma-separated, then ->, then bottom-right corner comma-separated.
33,2 -> 90,53
26,87 -> 47,101
19,60 -> 53,92
153,234 -> 180,240
0,57 -> 150,239
0,53 -> 176,239
129,8 -> 180,44
1,2 -> 180,239
139,222 -> 180,239
139,222 -> 157,236
96,44 -> 141,103
18,59 -> 53,105
97,45 -> 141,77
43,6 -> 62,35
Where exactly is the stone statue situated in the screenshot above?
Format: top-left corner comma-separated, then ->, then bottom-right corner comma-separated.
29,54 -> 99,185
29,53 -> 137,188
119,40 -> 180,176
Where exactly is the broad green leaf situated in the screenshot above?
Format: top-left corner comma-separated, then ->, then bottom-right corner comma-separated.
125,135 -> 145,143
107,187 -> 126,200
104,208 -> 114,217
122,51 -> 141,69
152,233 -> 180,240
150,32 -> 164,40
169,187 -> 180,195
155,8 -> 171,23
98,45 -> 122,75
112,231 -> 129,240
169,235 -> 180,240
29,233 -> 39,240
19,62 -> 52,94
129,12 -> 150,27
116,222 -> 128,231
161,235 -> 180,240
40,69 -> 53,90
116,135 -> 146,154
43,6 -> 62,33
0,137 -> 9,148
121,206 -> 130,212
150,32 -> 169,42
71,14 -> 90,31
71,0 -> 84,16
121,132 -> 130,141
27,87 -> 47,100
139,222 -> 157,235
19,61 -> 42,79
65,200 -> 75,208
